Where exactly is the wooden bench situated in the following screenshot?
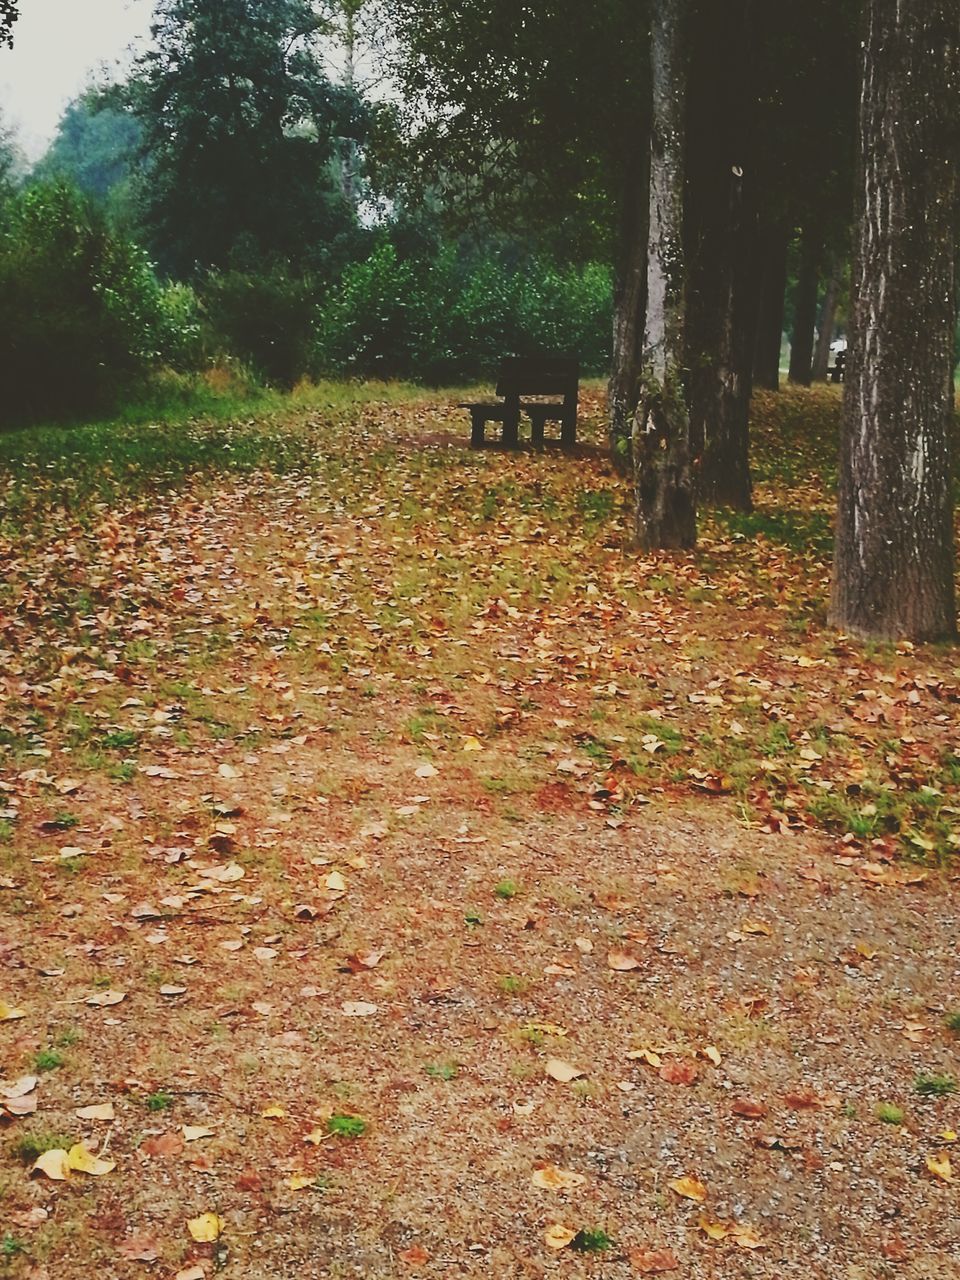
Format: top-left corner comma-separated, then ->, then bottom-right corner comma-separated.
829,350 -> 846,383
460,356 -> 579,450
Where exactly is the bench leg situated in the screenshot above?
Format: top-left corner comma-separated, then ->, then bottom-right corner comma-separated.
560,414 -> 577,449
502,407 -> 520,449
470,410 -> 486,449
530,412 -> 546,451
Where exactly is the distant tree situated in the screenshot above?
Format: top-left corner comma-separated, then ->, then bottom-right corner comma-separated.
128,0 -> 363,274
0,1 -> 18,48
32,93 -> 140,214
830,0 -> 959,641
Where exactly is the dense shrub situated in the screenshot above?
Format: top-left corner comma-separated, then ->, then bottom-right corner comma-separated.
0,182 -> 181,424
314,242 -> 612,383
200,265 -> 321,388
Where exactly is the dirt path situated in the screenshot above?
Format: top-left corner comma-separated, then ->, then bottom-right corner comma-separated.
1,394 -> 958,1278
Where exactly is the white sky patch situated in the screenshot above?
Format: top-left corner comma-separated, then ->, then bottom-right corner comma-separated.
0,0 -> 153,161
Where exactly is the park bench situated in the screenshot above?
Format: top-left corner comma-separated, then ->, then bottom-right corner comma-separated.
460,355 -> 579,450
829,350 -> 846,383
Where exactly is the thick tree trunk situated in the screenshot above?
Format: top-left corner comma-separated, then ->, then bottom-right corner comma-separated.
830,0 -> 958,642
788,229 -> 819,385
811,271 -> 840,382
753,225 -> 788,390
608,151 -> 647,469
685,0 -> 754,511
633,0 -> 696,550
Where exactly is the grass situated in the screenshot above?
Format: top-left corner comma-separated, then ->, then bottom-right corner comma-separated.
34,1049 -> 64,1072
144,1091 -> 175,1112
914,1074 -> 956,1099
327,1113 -> 367,1139
494,878 -> 519,900
875,1102 -> 904,1125
570,1228 -> 613,1253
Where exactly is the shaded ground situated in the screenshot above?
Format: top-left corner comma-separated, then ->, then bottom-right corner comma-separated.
0,385 -> 958,1279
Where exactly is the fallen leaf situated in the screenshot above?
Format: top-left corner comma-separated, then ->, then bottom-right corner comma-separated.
0,1002 -> 26,1020
340,1000 -> 378,1017
629,1247 -> 680,1274
732,1099 -> 768,1119
461,736 -> 483,752
75,1102 -> 115,1121
607,949 -> 642,971
261,1104 -> 287,1118
66,1142 -> 115,1175
926,1153 -> 953,1183
325,870 -> 347,893
118,1236 -> 161,1262
175,1268 -> 206,1280
187,1213 -> 224,1243
142,1131 -> 184,1158
881,1235 -> 910,1262
86,989 -> 126,1007
545,1058 -> 584,1083
668,1174 -> 707,1203
543,1223 -> 577,1250
784,1089 -> 820,1110
286,1174 -> 315,1191
345,949 -> 385,972
531,1164 -> 587,1191
414,762 -> 438,778
182,1125 -> 215,1142
1,1075 -> 38,1099
398,1244 -> 430,1266
659,1059 -> 699,1086
31,1149 -> 70,1180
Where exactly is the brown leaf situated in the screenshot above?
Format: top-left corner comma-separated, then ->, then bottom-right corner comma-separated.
398,1245 -> 430,1267
629,1247 -> 680,1274
141,1131 -> 184,1158
545,1058 -> 584,1083
118,1236 -> 161,1262
659,1059 -> 699,1086
531,1164 -> 587,1191
881,1235 -> 910,1262
732,1099 -> 768,1119
607,949 -> 642,971
784,1088 -> 820,1110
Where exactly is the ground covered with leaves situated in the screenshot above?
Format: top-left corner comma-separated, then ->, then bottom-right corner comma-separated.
1,384 -> 958,1279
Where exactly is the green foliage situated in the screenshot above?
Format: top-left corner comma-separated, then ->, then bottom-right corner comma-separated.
316,241 -> 611,381
914,1074 -> 956,1099
201,266 -> 321,387
327,1112 -> 366,1138
32,92 -> 140,214
128,0 -> 362,274
0,182 -> 192,424
34,1049 -> 64,1072
145,1090 -> 174,1111
875,1102 -> 904,1125
946,1011 -> 960,1034
570,1228 -> 613,1253
494,879 -> 519,900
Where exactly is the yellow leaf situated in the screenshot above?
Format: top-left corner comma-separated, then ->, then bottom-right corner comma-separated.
741,919 -> 772,936
698,1217 -> 731,1241
701,1045 -> 722,1066
0,1002 -> 25,1021
303,1127 -> 328,1145
730,1224 -> 765,1250
940,1130 -> 957,1143
543,1223 -> 577,1250
32,1149 -> 70,1180
524,1021 -> 567,1038
261,1104 -> 287,1118
531,1164 -> 587,1191
545,1058 -> 584,1083
182,1125 -> 215,1142
287,1174 -> 314,1191
66,1143 -> 116,1176
668,1175 -> 707,1203
75,1102 -> 115,1121
187,1213 -> 225,1243
626,1046 -> 662,1068
325,871 -> 347,893
461,736 -> 483,752
926,1153 -> 953,1183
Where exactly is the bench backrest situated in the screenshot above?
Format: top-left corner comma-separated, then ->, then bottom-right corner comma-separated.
495,355 -> 579,401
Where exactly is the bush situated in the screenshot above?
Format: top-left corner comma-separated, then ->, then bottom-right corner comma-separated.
200,265 -> 322,389
0,181 -> 182,425
315,241 -> 612,383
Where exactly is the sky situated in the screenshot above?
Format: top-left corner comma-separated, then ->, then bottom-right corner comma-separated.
0,0 -> 153,161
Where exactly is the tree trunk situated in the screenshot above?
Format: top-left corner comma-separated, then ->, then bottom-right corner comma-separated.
685,0 -> 754,511
788,229 -> 819,385
753,225 -> 788,390
633,0 -> 696,550
830,0 -> 958,643
608,150 -> 647,469
811,271 -> 840,381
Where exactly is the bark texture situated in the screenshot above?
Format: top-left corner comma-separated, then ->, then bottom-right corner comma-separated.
788,229 -> 819,385
608,152 -> 648,469
830,0 -> 959,642
752,225 -> 788,390
811,271 -> 840,382
633,0 -> 695,550
685,0 -> 754,511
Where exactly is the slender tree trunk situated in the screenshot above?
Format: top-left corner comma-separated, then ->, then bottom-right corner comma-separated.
811,271 -> 840,381
830,0 -> 958,642
685,0 -> 754,511
633,0 -> 696,550
608,151 -> 647,469
753,225 -> 788,390
788,229 -> 819,385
